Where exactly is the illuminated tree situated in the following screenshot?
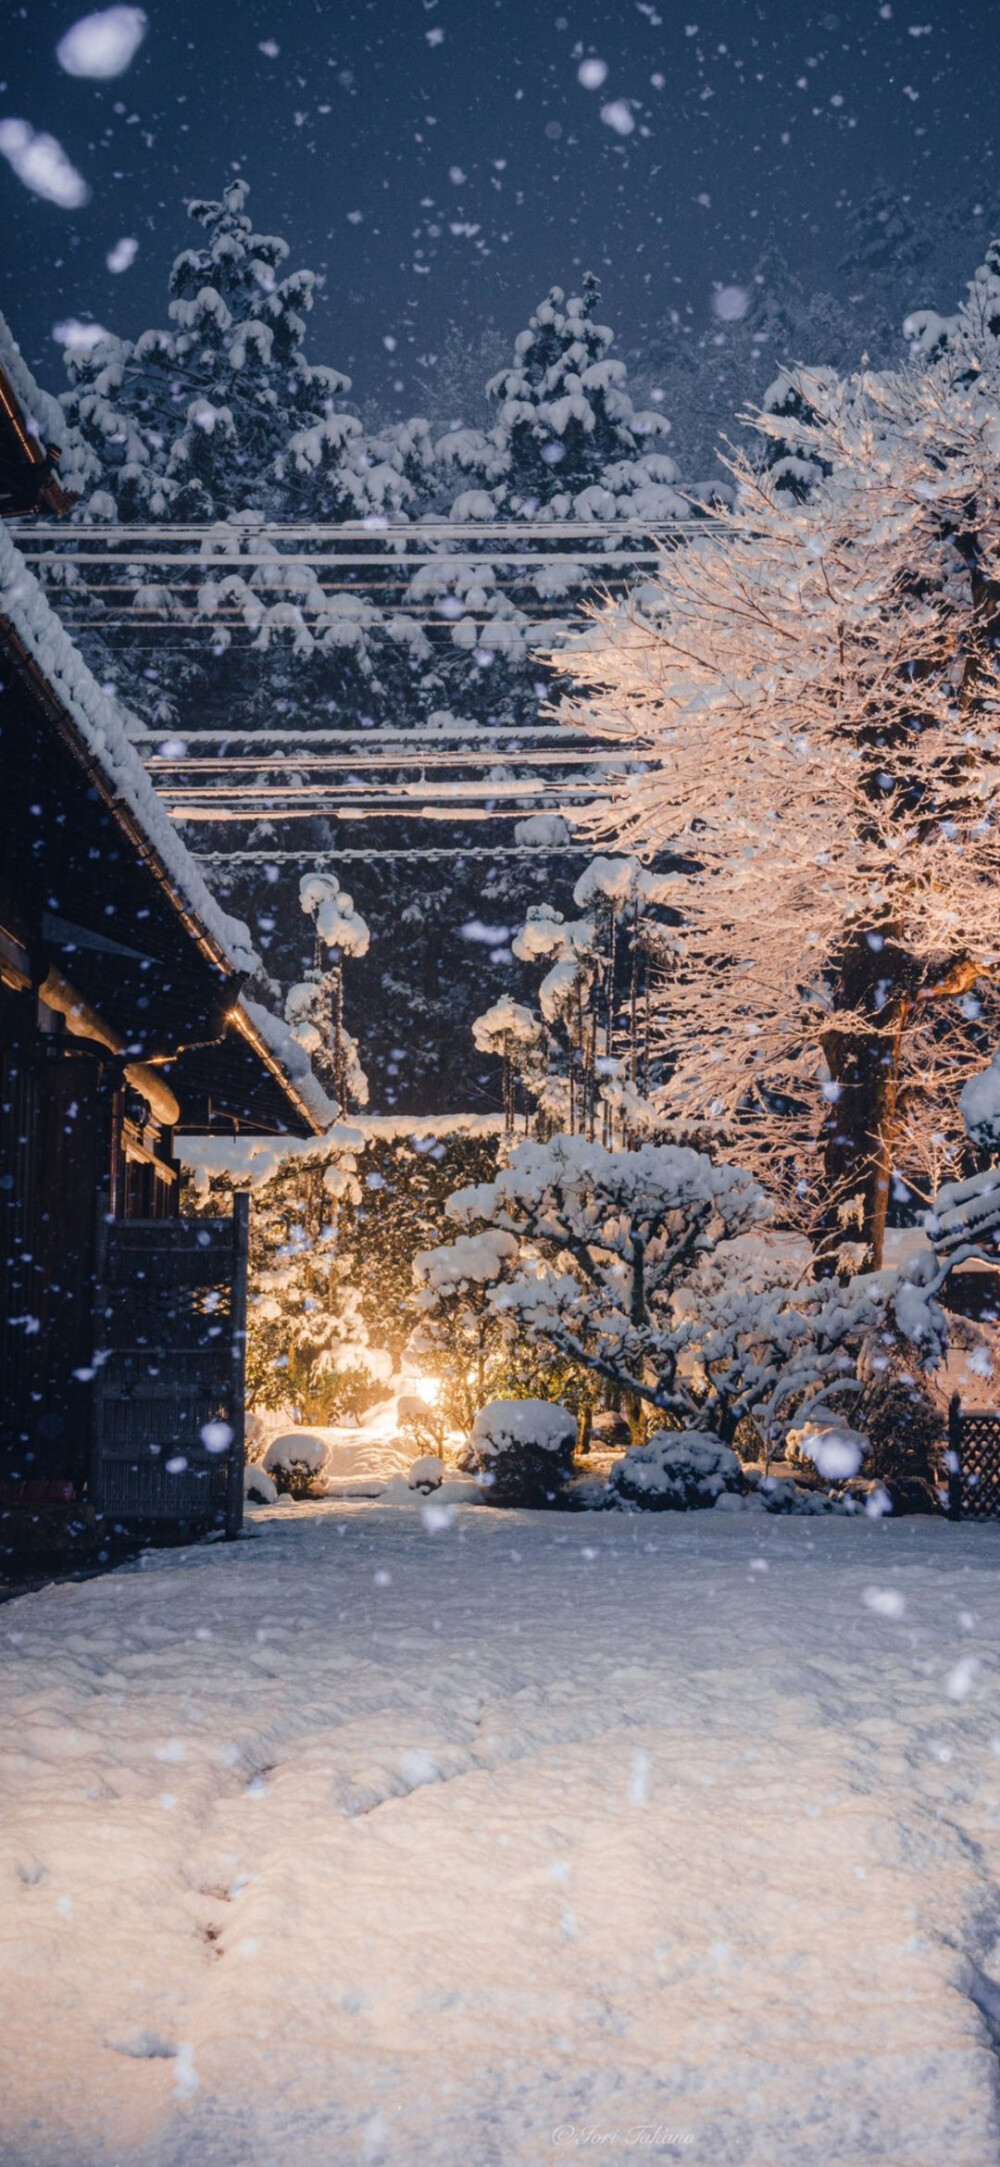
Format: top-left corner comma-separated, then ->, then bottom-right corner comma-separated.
558,324 -> 1000,1267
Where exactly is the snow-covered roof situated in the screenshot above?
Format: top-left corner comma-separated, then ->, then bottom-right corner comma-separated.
0,518 -> 336,1134
0,517 -> 259,971
235,998 -> 339,1133
0,308 -> 68,456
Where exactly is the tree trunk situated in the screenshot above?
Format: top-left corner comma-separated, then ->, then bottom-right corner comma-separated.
817,935 -> 907,1274
625,1232 -> 646,1442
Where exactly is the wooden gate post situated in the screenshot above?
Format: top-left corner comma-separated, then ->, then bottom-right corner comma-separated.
947,1392 -> 964,1522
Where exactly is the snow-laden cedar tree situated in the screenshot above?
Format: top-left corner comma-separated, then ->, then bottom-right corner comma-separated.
51,177 -> 438,766
473,853 -> 677,1142
429,274 -> 681,521
557,262 -> 1000,1268
60,177 -> 430,526
284,871 -> 369,1112
445,1132 -> 766,1436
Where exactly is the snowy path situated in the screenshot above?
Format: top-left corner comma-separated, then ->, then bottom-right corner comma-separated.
2,1505 -> 1000,2166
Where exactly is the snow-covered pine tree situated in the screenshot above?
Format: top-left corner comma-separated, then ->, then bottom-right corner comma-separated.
60,177 -> 432,525
433,272 -> 684,523
556,261 -> 1000,1268
53,178 -> 438,738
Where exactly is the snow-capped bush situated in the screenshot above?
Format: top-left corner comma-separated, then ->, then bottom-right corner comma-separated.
758,1478 -> 849,1517
462,1397 -> 576,1506
608,1430 -> 742,1511
262,1430 -> 329,1499
786,1415 -> 869,1482
407,1455 -> 445,1493
448,1131 -> 766,1432
244,1462 -> 278,1506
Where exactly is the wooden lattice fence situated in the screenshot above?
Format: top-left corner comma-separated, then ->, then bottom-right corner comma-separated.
946,1395 -> 1000,1520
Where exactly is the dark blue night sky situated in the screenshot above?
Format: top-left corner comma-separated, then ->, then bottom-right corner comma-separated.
1,1 -> 997,414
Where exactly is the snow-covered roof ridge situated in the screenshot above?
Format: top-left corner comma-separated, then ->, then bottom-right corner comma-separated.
0,516 -> 261,975
238,997 -> 340,1132
0,307 -> 70,456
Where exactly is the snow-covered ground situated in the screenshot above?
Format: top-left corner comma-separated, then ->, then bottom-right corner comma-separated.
2,1503 -> 1000,2166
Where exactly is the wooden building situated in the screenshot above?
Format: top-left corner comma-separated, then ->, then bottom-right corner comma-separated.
0,336 -> 333,1554
0,309 -> 77,518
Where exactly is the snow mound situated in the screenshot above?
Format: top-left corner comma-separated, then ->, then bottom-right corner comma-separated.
609,1430 -> 742,1511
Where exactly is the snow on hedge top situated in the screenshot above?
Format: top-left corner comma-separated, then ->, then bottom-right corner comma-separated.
470,1399 -> 576,1456
0,521 -> 260,977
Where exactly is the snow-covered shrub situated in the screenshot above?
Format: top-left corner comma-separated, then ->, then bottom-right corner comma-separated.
461,1398 -> 577,1506
674,1241 -> 890,1457
786,1416 -> 870,1481
262,1430 -> 328,1499
758,1478 -> 850,1517
396,1393 -> 449,1459
448,1131 -> 766,1434
244,1462 -> 278,1506
608,1430 -> 742,1511
406,1455 -> 445,1493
